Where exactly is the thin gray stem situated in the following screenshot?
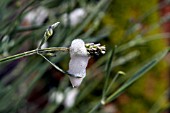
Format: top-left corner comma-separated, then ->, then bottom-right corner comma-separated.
0,47 -> 69,63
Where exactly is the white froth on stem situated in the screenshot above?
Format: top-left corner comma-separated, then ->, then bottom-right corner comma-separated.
68,39 -> 90,87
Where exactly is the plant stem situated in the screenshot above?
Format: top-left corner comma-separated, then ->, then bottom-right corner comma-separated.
88,102 -> 102,113
105,72 -> 121,95
38,53 -> 67,74
0,47 -> 69,63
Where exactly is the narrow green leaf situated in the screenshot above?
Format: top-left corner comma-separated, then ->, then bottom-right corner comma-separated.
105,49 -> 168,103
102,48 -> 115,100
105,71 -> 125,95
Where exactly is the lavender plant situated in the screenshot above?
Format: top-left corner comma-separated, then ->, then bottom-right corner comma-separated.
0,22 -> 106,88
0,0 -> 169,113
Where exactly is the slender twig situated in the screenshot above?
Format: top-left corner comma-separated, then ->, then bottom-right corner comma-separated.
102,47 -> 116,101
105,71 -> 125,95
0,47 -> 69,63
37,49 -> 83,78
88,102 -> 102,113
38,53 -> 67,74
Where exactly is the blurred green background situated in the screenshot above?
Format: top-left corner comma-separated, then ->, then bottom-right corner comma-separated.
0,0 -> 169,113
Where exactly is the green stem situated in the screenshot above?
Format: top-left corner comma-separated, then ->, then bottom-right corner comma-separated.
0,47 -> 69,63
102,49 -> 115,100
105,72 -> 120,95
88,102 -> 102,113
38,53 -> 67,74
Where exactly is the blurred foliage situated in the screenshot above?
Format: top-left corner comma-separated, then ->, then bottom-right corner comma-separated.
103,0 -> 169,113
0,0 -> 169,113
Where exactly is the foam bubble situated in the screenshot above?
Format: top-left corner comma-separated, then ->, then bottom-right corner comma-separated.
68,39 -> 90,87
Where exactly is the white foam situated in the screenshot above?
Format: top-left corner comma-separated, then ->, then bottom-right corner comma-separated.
68,39 -> 90,87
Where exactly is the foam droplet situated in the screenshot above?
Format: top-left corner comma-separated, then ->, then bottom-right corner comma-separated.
68,76 -> 84,88
67,39 -> 90,87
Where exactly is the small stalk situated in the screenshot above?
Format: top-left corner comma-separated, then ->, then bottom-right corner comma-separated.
105,71 -> 125,95
0,47 -> 69,63
88,102 -> 102,113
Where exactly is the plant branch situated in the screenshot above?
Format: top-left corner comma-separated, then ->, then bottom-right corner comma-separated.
0,47 -> 69,63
